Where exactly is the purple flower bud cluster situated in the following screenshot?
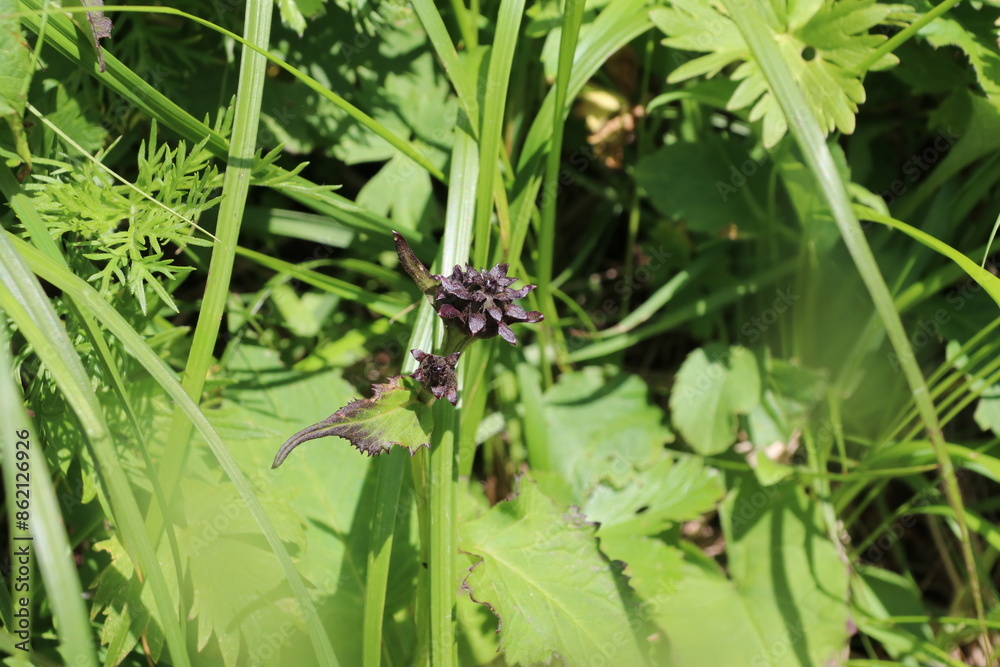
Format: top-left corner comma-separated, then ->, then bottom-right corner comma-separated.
435,264 -> 544,345
394,232 -> 544,403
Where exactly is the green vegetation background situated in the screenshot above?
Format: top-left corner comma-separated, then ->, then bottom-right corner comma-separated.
2,0 -> 1000,665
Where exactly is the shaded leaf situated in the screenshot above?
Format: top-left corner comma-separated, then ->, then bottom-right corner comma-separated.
652,479 -> 850,666
634,140 -> 763,234
0,0 -> 33,169
920,7 -> 1000,104
584,456 -> 725,538
651,0 -> 912,146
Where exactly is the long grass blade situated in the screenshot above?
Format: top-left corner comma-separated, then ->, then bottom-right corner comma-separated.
536,0 -> 586,375
471,0 -> 525,266
0,236 -> 192,667
7,233 -> 340,666
721,0 -> 989,651
0,324 -> 97,666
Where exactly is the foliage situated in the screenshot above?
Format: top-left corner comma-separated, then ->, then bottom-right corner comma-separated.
2,0 -> 1000,664
651,0 -> 913,146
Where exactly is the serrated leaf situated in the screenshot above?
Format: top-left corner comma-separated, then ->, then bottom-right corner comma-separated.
460,477 -> 651,666
272,375 -> 432,465
669,344 -> 760,455
920,8 -> 1000,104
90,536 -> 170,665
652,0 -> 912,146
176,477 -> 305,666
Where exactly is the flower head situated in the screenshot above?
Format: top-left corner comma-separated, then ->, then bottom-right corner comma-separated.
435,264 -> 544,345
393,231 -> 544,346
410,349 -> 461,405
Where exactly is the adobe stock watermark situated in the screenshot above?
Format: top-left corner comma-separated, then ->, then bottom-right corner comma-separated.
854,465 -> 968,571
879,126 -> 959,207
740,287 -> 799,343
717,150 -> 771,202
886,278 -> 984,373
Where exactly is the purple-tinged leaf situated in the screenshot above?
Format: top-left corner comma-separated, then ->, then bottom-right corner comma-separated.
272,376 -> 431,466
80,0 -> 113,72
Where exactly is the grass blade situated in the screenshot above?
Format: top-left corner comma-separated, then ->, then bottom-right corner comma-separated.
7,233 -> 340,666
0,236 -> 191,667
471,0 -> 525,266
0,325 -> 97,666
721,0 -> 990,652
536,0 -> 586,375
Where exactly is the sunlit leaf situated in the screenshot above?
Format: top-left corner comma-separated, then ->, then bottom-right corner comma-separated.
460,477 -> 652,666
670,344 -> 761,455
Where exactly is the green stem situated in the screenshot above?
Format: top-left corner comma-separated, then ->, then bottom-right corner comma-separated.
362,450 -> 411,667
362,305 -> 438,666
429,400 -> 458,667
853,0 -> 964,75
412,448 -> 432,667
448,0 -> 477,50
471,0 -> 525,267
722,0 -> 989,654
158,0 -> 271,507
536,0 -> 585,378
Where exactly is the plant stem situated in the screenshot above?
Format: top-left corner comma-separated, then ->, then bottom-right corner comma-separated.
429,400 -> 459,667
537,0 -> 586,378
853,0 -> 964,75
362,304 -> 437,666
156,0 -> 271,514
362,450 -> 409,667
722,0 -> 990,656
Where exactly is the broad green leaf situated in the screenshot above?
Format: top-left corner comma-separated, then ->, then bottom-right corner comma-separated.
651,0 -> 912,147
634,139 -> 763,234
653,480 -> 850,666
460,477 -> 651,666
272,375 -> 433,465
746,359 -> 827,474
91,474 -> 315,667
542,367 -> 673,497
974,384 -> 1000,437
583,456 -> 725,538
670,344 -> 761,455
177,477 -> 307,666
